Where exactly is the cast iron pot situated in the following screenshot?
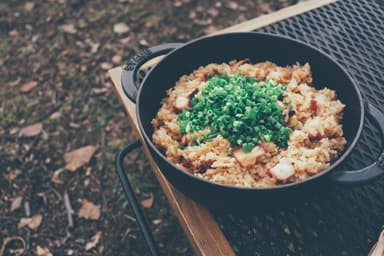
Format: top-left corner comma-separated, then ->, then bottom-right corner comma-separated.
115,33 -> 384,254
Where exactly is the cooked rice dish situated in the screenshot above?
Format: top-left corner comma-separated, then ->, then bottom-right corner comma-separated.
151,60 -> 346,188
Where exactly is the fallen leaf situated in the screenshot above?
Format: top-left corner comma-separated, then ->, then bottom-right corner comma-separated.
204,25 -> 219,34
113,23 -> 129,34
85,231 -> 102,251
19,123 -> 43,138
64,145 -> 98,171
92,88 -> 108,94
36,245 -> 52,256
9,29 -> 19,37
19,81 -> 38,92
194,18 -> 213,26
90,43 -> 100,53
29,214 -> 43,230
188,11 -> 196,19
112,54 -> 122,64
85,167 -> 92,176
61,24 -> 77,34
78,199 -> 100,220
10,196 -> 23,212
140,193 -> 154,208
18,214 -> 43,230
100,62 -> 112,70
24,2 -> 34,11
207,7 -> 219,17
26,24 -> 33,31
226,1 -> 239,10
173,1 -> 182,7
69,122 -> 80,129
139,39 -> 149,46
49,111 -> 62,120
120,37 -> 131,44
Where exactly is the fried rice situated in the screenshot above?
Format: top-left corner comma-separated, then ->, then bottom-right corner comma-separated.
151,60 -> 346,188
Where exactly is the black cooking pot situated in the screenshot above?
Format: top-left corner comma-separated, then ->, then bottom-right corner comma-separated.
116,32 -> 384,255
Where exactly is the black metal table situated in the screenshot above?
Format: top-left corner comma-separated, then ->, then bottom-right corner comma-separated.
214,0 -> 384,255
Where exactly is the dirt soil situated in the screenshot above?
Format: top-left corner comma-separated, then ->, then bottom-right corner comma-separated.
0,0 -> 299,255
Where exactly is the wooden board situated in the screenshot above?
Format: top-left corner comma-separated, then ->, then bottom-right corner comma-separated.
108,0 -> 336,255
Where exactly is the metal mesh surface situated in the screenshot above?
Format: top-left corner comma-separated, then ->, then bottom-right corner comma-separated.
213,0 -> 384,255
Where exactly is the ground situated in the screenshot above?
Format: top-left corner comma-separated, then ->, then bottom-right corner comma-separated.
0,0 -> 298,255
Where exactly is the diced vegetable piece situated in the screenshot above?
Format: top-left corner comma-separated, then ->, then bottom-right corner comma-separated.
269,159 -> 294,180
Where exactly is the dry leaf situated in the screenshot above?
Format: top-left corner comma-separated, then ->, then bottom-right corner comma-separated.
18,214 -> 43,230
204,25 -> 219,35
112,54 -> 122,64
19,81 -> 38,92
64,145 -> 98,171
89,43 -> 100,53
173,1 -> 182,7
36,245 -> 52,256
85,231 -> 102,251
140,193 -> 154,208
113,23 -> 129,34
139,39 -> 149,46
207,7 -> 219,17
24,2 -> 35,11
9,29 -> 19,37
226,1 -> 239,10
194,18 -> 213,26
10,196 -> 23,212
100,62 -> 112,70
49,111 -> 62,120
92,88 -> 108,94
69,122 -> 80,129
188,11 -> 196,19
29,214 -> 43,230
19,123 -> 43,138
85,167 -> 92,176
78,199 -> 100,220
120,37 -> 131,44
61,24 -> 77,34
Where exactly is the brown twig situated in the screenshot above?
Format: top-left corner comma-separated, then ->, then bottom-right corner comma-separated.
64,190 -> 74,228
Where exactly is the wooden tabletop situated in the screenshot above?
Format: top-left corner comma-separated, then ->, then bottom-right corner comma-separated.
108,0 -> 336,255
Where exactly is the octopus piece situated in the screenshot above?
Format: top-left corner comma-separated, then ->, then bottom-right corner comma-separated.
233,146 -> 265,168
268,159 -> 295,180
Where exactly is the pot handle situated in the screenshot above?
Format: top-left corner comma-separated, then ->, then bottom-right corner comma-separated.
115,140 -> 160,256
121,43 -> 184,102
330,103 -> 384,183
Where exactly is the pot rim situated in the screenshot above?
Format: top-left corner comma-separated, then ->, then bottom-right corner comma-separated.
136,32 -> 365,191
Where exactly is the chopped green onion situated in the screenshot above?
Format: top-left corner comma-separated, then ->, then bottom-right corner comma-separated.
177,74 -> 292,149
